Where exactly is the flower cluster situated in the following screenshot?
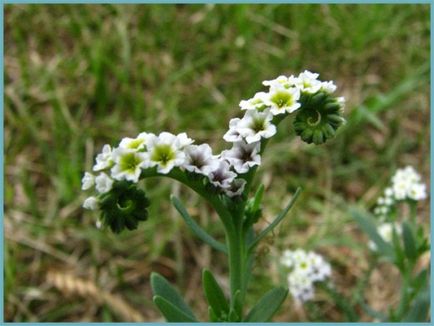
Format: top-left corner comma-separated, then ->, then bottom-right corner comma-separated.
368,222 -> 402,252
228,71 -> 345,146
374,166 -> 427,220
280,249 -> 331,303
82,72 -> 345,232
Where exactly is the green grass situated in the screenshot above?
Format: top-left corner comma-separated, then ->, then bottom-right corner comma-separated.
4,4 -> 430,322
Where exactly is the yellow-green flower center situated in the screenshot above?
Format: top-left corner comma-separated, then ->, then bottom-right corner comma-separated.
127,138 -> 145,149
151,144 -> 176,166
120,153 -> 142,174
271,91 -> 294,108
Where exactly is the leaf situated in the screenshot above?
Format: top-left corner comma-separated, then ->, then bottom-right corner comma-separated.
248,188 -> 301,252
319,283 -> 358,322
232,289 -> 242,318
402,222 -> 417,260
391,225 -> 405,270
208,306 -> 219,322
202,269 -> 229,318
150,272 -> 196,320
403,289 -> 430,322
171,195 -> 227,254
153,295 -> 197,322
244,287 -> 288,322
350,208 -> 394,259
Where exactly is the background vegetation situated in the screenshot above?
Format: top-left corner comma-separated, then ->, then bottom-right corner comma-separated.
4,4 -> 430,322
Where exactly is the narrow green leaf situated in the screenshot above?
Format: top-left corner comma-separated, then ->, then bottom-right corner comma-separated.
402,222 -> 417,260
249,188 -> 301,252
403,289 -> 430,322
171,195 -> 227,254
150,272 -> 196,319
153,295 -> 197,322
252,184 -> 264,212
350,208 -> 394,259
208,306 -> 219,322
202,269 -> 229,318
391,225 -> 405,269
232,289 -> 242,318
244,287 -> 288,322
319,283 -> 358,322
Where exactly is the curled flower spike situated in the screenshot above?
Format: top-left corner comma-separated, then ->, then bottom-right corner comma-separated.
99,181 -> 150,233
293,91 -> 345,145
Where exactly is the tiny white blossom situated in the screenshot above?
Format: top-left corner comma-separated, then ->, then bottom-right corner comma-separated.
262,75 -> 298,89
183,144 -> 219,175
320,80 -> 337,93
95,172 -> 114,194
111,148 -> 146,182
224,179 -> 247,197
221,141 -> 261,174
408,183 -> 427,201
295,70 -> 322,94
119,132 -> 150,151
239,92 -> 269,111
223,118 -> 244,143
145,132 -> 186,174
264,86 -> 301,115
81,172 -> 95,190
236,109 -> 277,144
93,144 -> 114,171
83,196 -> 98,210
176,132 -> 194,149
208,159 -> 237,189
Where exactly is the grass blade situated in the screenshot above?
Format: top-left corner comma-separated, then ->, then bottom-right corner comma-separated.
244,287 -> 288,322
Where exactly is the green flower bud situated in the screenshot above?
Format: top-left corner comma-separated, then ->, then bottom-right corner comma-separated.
99,181 -> 150,233
293,91 -> 345,145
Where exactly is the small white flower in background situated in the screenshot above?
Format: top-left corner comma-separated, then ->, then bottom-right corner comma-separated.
369,222 -> 402,251
264,86 -> 301,115
95,172 -> 114,194
81,172 -> 95,190
224,179 -> 247,197
119,132 -> 150,151
295,70 -> 322,94
93,144 -> 113,171
111,148 -> 147,182
408,183 -> 427,201
236,109 -> 277,144
145,132 -> 186,174
221,141 -> 261,174
83,196 -> 98,210
183,144 -> 219,175
281,249 -> 331,304
239,92 -> 269,111
223,118 -> 244,143
208,159 -> 237,189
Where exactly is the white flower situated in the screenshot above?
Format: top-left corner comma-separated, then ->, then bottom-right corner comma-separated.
224,179 -> 246,197
384,187 -> 394,197
145,132 -> 186,174
408,183 -> 427,201
81,172 -> 95,190
262,75 -> 298,89
281,249 -> 331,304
176,132 -> 194,149
264,86 -> 301,115
239,92 -> 269,111
320,80 -> 337,93
221,141 -> 261,174
119,132 -> 150,151
236,109 -> 277,144
110,148 -> 146,182
83,196 -> 98,210
295,70 -> 322,94
93,144 -> 113,171
223,118 -> 244,143
183,144 -> 219,175
95,172 -> 114,194
208,159 -> 237,189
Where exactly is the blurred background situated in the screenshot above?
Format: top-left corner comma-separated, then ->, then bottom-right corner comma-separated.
4,4 -> 430,322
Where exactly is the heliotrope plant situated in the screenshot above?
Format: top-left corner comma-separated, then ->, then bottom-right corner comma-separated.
82,71 -> 345,322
